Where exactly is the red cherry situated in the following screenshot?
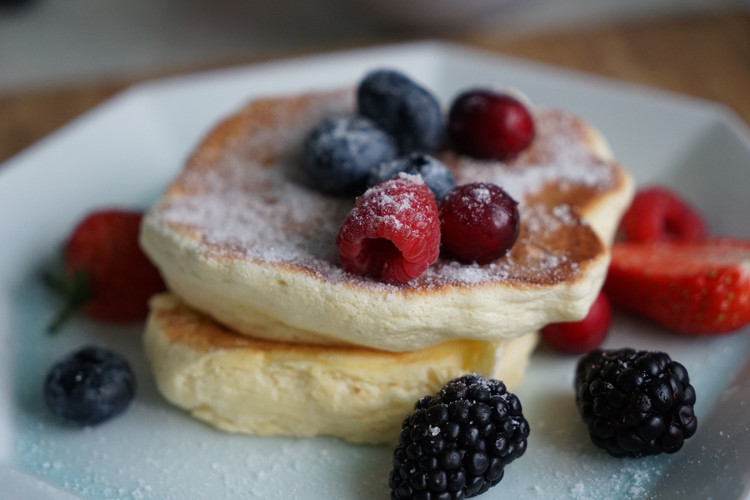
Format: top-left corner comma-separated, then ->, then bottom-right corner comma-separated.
541,292 -> 612,354
448,89 -> 535,161
439,183 -> 520,264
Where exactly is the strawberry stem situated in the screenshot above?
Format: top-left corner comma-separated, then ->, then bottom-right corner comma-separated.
43,269 -> 93,333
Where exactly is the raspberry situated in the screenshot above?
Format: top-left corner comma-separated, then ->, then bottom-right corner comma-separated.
44,346 -> 136,426
575,348 -> 698,457
302,115 -> 397,196
367,153 -> 456,201
620,186 -> 706,242
389,374 -> 529,499
439,183 -> 520,264
541,292 -> 612,354
448,89 -> 535,161
357,69 -> 444,154
336,175 -> 440,284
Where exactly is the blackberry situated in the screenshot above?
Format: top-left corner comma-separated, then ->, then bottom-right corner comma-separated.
357,69 -> 444,154
367,153 -> 456,201
575,348 -> 697,457
302,115 -> 397,196
44,346 -> 136,426
389,374 -> 529,499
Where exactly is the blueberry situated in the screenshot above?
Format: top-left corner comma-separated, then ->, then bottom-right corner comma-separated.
44,346 -> 136,426
368,153 -> 456,201
302,115 -> 397,196
357,69 -> 444,154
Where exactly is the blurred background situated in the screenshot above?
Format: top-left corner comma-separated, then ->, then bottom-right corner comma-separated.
0,0 -> 744,91
1,0 -> 749,162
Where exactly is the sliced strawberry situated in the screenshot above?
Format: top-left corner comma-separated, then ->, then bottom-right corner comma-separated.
336,175 -> 441,285
46,209 -> 166,331
605,239 -> 750,334
619,186 -> 706,242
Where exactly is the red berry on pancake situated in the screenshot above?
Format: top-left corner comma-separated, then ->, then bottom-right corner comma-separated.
336,175 -> 441,285
439,183 -> 520,264
448,89 -> 535,161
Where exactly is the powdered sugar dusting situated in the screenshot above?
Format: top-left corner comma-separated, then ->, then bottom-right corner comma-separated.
164,170 -> 349,264
473,185 -> 492,204
396,171 -> 424,185
438,261 -> 511,284
449,112 -> 615,202
153,90 -> 618,289
344,175 -> 435,238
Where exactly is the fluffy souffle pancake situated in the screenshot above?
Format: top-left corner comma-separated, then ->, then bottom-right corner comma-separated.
144,294 -> 538,444
140,88 -> 634,351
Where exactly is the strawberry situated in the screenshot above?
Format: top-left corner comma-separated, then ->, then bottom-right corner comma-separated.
619,186 -> 706,242
541,292 -> 612,353
45,209 -> 166,331
336,175 -> 441,285
604,239 -> 750,334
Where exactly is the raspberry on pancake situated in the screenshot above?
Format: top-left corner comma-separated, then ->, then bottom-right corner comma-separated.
336,175 -> 441,285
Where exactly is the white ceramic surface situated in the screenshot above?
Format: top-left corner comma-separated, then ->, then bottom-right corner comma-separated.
1,42 -> 750,499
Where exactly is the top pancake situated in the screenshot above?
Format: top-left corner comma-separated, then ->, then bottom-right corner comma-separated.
140,87 -> 634,351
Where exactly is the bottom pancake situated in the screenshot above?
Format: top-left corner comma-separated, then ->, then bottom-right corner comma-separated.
144,294 -> 539,444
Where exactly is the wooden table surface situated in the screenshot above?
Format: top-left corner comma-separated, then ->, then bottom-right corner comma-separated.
1,9 -> 748,165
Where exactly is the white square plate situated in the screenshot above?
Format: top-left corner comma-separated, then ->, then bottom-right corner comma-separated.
2,42 -> 750,499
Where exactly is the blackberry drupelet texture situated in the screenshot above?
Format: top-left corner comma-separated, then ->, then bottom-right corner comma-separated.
389,374 -> 529,499
575,348 -> 697,457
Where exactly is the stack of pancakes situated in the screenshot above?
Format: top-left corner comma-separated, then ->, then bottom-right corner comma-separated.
140,87 -> 634,444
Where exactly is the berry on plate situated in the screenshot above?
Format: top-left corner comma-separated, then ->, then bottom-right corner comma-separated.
367,153 -> 456,201
357,69 -> 444,154
389,374 -> 529,499
619,186 -> 706,242
541,292 -> 612,354
45,209 -> 166,331
302,115 -> 397,196
439,183 -> 520,264
447,88 -> 535,161
605,239 -> 750,334
44,346 -> 136,426
336,175 -> 440,285
575,348 -> 697,457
